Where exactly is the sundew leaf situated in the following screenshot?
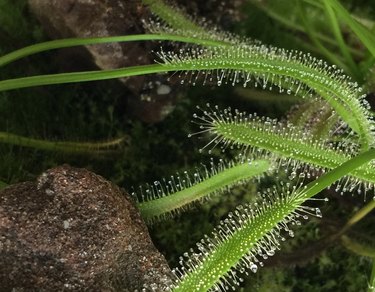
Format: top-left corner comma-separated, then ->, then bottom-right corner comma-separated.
142,0 -> 206,34
142,0 -> 241,47
192,105 -> 375,196
171,184 -> 315,291
135,158 -> 270,222
171,149 -> 375,291
157,45 -> 374,150
1,41 -> 373,149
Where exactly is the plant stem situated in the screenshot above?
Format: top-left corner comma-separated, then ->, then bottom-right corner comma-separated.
304,148 -> 375,199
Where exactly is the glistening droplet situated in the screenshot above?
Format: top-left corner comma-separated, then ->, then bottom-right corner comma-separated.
250,263 -> 258,273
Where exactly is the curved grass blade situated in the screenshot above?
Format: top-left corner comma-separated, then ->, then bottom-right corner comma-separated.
247,0 -> 363,59
0,34 -> 226,68
341,235 -> 375,258
296,0 -> 349,75
0,131 -> 126,154
321,0 -> 360,80
320,0 -> 375,58
0,63 -> 164,92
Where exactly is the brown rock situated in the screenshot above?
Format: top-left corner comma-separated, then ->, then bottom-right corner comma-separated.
28,0 -> 150,74
0,165 -> 172,291
28,0 -> 179,123
27,0 -> 245,123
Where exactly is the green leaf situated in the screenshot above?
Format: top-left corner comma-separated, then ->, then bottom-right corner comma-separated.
172,149 -> 375,291
194,106 -> 375,191
136,158 -> 270,222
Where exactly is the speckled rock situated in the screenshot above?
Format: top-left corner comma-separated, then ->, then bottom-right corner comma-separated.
0,165 -> 172,291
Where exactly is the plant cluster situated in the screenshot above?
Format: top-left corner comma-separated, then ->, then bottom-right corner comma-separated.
1,0 -> 375,291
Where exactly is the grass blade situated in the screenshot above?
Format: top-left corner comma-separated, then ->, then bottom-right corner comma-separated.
0,34 -> 226,67
0,132 -> 125,154
322,0 -> 375,58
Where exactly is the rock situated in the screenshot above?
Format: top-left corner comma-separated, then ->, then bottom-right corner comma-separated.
28,0 -> 150,75
27,0 -> 245,123
0,165 -> 172,291
28,0 -> 178,124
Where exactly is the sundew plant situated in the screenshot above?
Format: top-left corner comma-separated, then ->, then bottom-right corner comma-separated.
1,0 -> 375,291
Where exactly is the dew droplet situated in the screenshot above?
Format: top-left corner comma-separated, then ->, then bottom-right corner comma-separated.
267,250 -> 275,256
250,263 -> 258,273
315,208 -> 322,218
